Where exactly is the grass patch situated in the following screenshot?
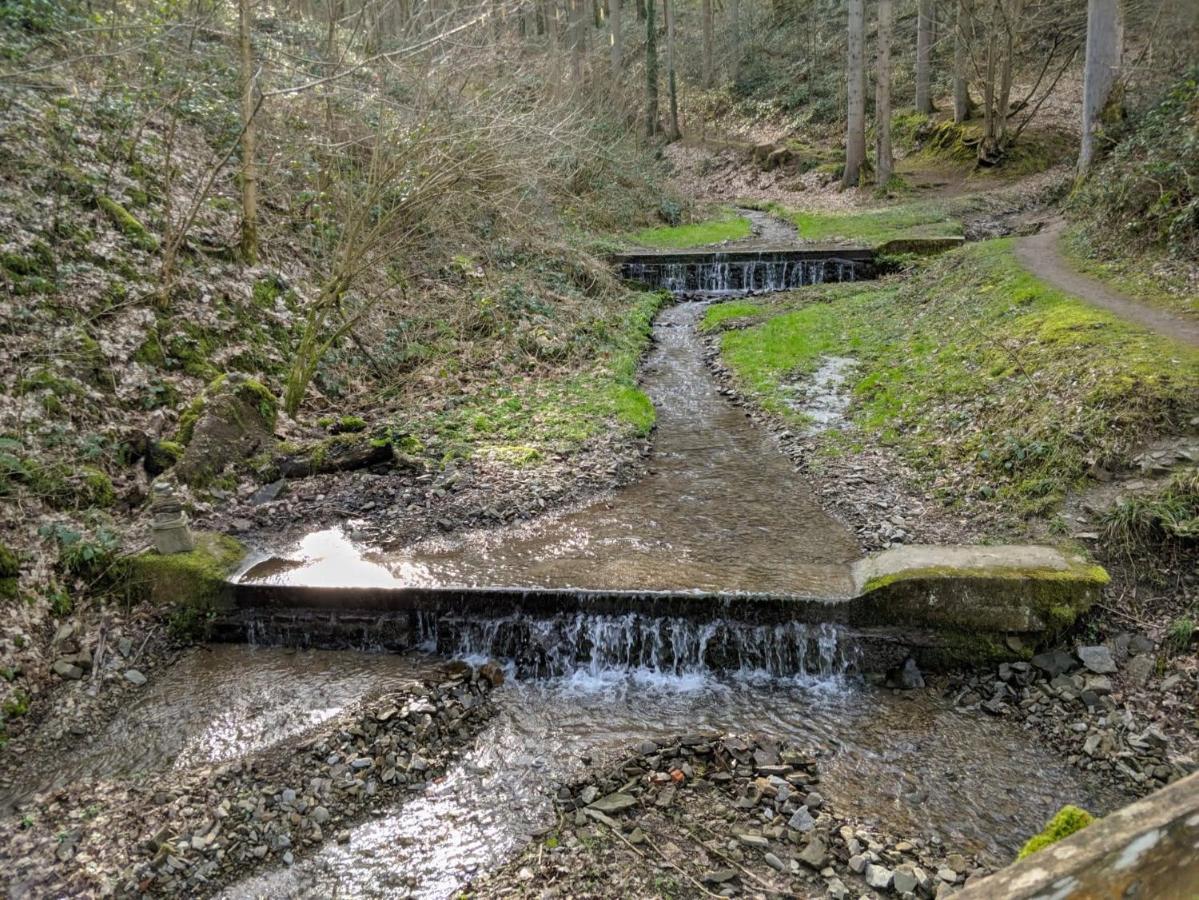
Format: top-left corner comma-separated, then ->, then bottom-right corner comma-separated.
787,204 -> 962,245
409,290 -> 665,462
1060,227 -> 1198,320
629,208 -> 751,248
714,239 -> 1199,521
700,301 -> 763,332
1018,805 -> 1094,859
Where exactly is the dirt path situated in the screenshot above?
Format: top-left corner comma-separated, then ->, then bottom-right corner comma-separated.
1016,219 -> 1199,347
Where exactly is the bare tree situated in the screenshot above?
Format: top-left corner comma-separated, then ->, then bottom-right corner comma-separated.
645,0 -> 659,135
843,0 -> 866,187
1079,0 -> 1122,173
728,0 -> 740,82
608,0 -> 622,75
953,0 -> 975,122
701,0 -> 713,87
238,0 -> 258,263
665,0 -> 680,139
916,0 -> 935,113
876,0 -> 894,186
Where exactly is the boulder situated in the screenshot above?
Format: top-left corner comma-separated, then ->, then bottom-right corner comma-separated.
1031,649 -> 1076,677
176,375 -> 277,486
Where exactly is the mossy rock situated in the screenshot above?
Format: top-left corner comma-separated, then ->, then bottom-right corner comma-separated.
97,196 -> 157,251
0,543 -> 19,600
79,467 -> 115,508
144,440 -> 183,477
120,533 -> 244,639
175,374 -> 278,486
1018,805 -> 1094,859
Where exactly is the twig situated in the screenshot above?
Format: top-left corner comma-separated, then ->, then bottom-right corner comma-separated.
679,820 -> 783,891
594,817 -> 724,899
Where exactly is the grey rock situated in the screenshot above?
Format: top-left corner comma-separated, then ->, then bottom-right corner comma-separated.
805,791 -> 824,810
1077,645 -> 1116,674
251,479 -> 287,505
1125,654 -> 1154,687
936,867 -> 959,883
1082,674 -> 1113,695
899,657 -> 925,689
894,864 -> 920,893
123,669 -> 147,686
1128,634 -> 1155,656
588,792 -> 637,813
788,806 -> 815,832
798,837 -> 827,869
738,833 -> 769,848
848,854 -> 867,874
701,869 -> 738,885
764,851 -> 786,871
311,806 -> 330,825
1031,649 -> 1076,677
52,660 -> 83,680
826,876 -> 849,899
865,863 -> 894,890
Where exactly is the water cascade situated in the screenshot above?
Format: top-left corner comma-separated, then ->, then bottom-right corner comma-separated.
621,255 -> 861,293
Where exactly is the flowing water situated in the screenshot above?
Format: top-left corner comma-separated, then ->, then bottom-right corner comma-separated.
620,257 -> 860,293
239,301 -> 862,598
18,644 -> 1109,900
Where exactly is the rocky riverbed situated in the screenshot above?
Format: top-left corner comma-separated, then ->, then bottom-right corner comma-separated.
1,661 -> 498,897
470,733 -> 999,899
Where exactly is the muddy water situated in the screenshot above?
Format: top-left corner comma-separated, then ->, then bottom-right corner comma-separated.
186,647 -> 1123,900
240,302 -> 861,597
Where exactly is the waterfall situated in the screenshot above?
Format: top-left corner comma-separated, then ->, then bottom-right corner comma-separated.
434,612 -> 857,679
622,256 -> 859,294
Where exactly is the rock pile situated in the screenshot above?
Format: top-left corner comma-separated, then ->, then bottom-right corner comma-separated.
4,663 -> 498,898
946,636 -> 1195,792
475,734 -> 992,898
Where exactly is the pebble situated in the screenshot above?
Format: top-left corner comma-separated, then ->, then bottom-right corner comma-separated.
1077,645 -> 1117,675
865,862 -> 894,889
123,669 -> 147,686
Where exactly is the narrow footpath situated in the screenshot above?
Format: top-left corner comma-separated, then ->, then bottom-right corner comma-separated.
1015,219 -> 1199,347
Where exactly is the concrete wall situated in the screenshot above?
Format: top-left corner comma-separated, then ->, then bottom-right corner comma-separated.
958,770 -> 1199,899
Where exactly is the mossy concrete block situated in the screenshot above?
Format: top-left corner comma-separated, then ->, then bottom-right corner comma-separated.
851,545 -> 1109,635
124,532 -> 245,611
956,771 -> 1199,899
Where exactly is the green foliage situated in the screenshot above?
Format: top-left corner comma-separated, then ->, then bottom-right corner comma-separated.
1166,616 -> 1195,654
2,690 -> 30,719
716,240 -> 1199,521
784,203 -> 963,246
1018,805 -> 1094,859
39,523 -> 120,579
1071,68 -> 1199,261
700,301 -> 762,332
630,208 -> 751,248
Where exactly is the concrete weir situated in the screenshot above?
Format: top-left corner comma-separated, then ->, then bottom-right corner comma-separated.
613,246 -> 876,292
211,542 -> 1108,672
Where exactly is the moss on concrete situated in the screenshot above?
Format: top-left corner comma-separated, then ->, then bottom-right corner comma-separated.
1018,805 -> 1094,859
121,533 -> 245,639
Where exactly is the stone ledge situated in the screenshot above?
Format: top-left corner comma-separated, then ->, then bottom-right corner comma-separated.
956,770 -> 1199,899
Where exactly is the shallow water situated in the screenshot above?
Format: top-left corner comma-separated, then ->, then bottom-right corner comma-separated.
239,302 -> 861,598
203,646 -> 1122,900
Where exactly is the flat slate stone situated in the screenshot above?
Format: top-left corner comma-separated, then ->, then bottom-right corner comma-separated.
587,792 -> 637,813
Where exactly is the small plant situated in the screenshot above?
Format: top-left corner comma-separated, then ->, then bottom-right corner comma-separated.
1018,805 -> 1094,859
1166,616 -> 1194,654
39,523 -> 120,579
2,690 -> 30,718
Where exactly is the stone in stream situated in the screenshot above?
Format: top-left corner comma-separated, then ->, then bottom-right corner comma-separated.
798,837 -> 827,869
865,862 -> 894,890
1077,645 -> 1117,674
587,792 -> 637,813
788,806 -> 815,832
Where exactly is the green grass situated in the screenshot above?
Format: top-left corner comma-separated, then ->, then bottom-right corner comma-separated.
410,290 -> 666,463
787,204 -> 962,246
712,239 -> 1199,521
629,208 -> 751,248
700,301 -> 762,332
1060,227 -> 1199,320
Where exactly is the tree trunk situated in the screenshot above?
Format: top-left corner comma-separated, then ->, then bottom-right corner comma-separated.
953,0 -> 974,122
843,0 -> 866,187
635,0 -> 645,22
701,0 -> 713,87
571,0 -> 584,86
1079,0 -> 1122,174
609,0 -> 622,74
916,0 -> 934,114
728,0 -> 740,82
645,0 -> 658,135
547,0 -> 563,97
876,0 -> 893,186
665,0 -> 680,139
237,0 -> 257,264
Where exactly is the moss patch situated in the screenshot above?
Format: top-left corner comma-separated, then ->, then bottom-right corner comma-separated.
121,533 -> 245,638
97,195 -> 157,251
1018,805 -> 1094,859
630,209 -> 751,248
